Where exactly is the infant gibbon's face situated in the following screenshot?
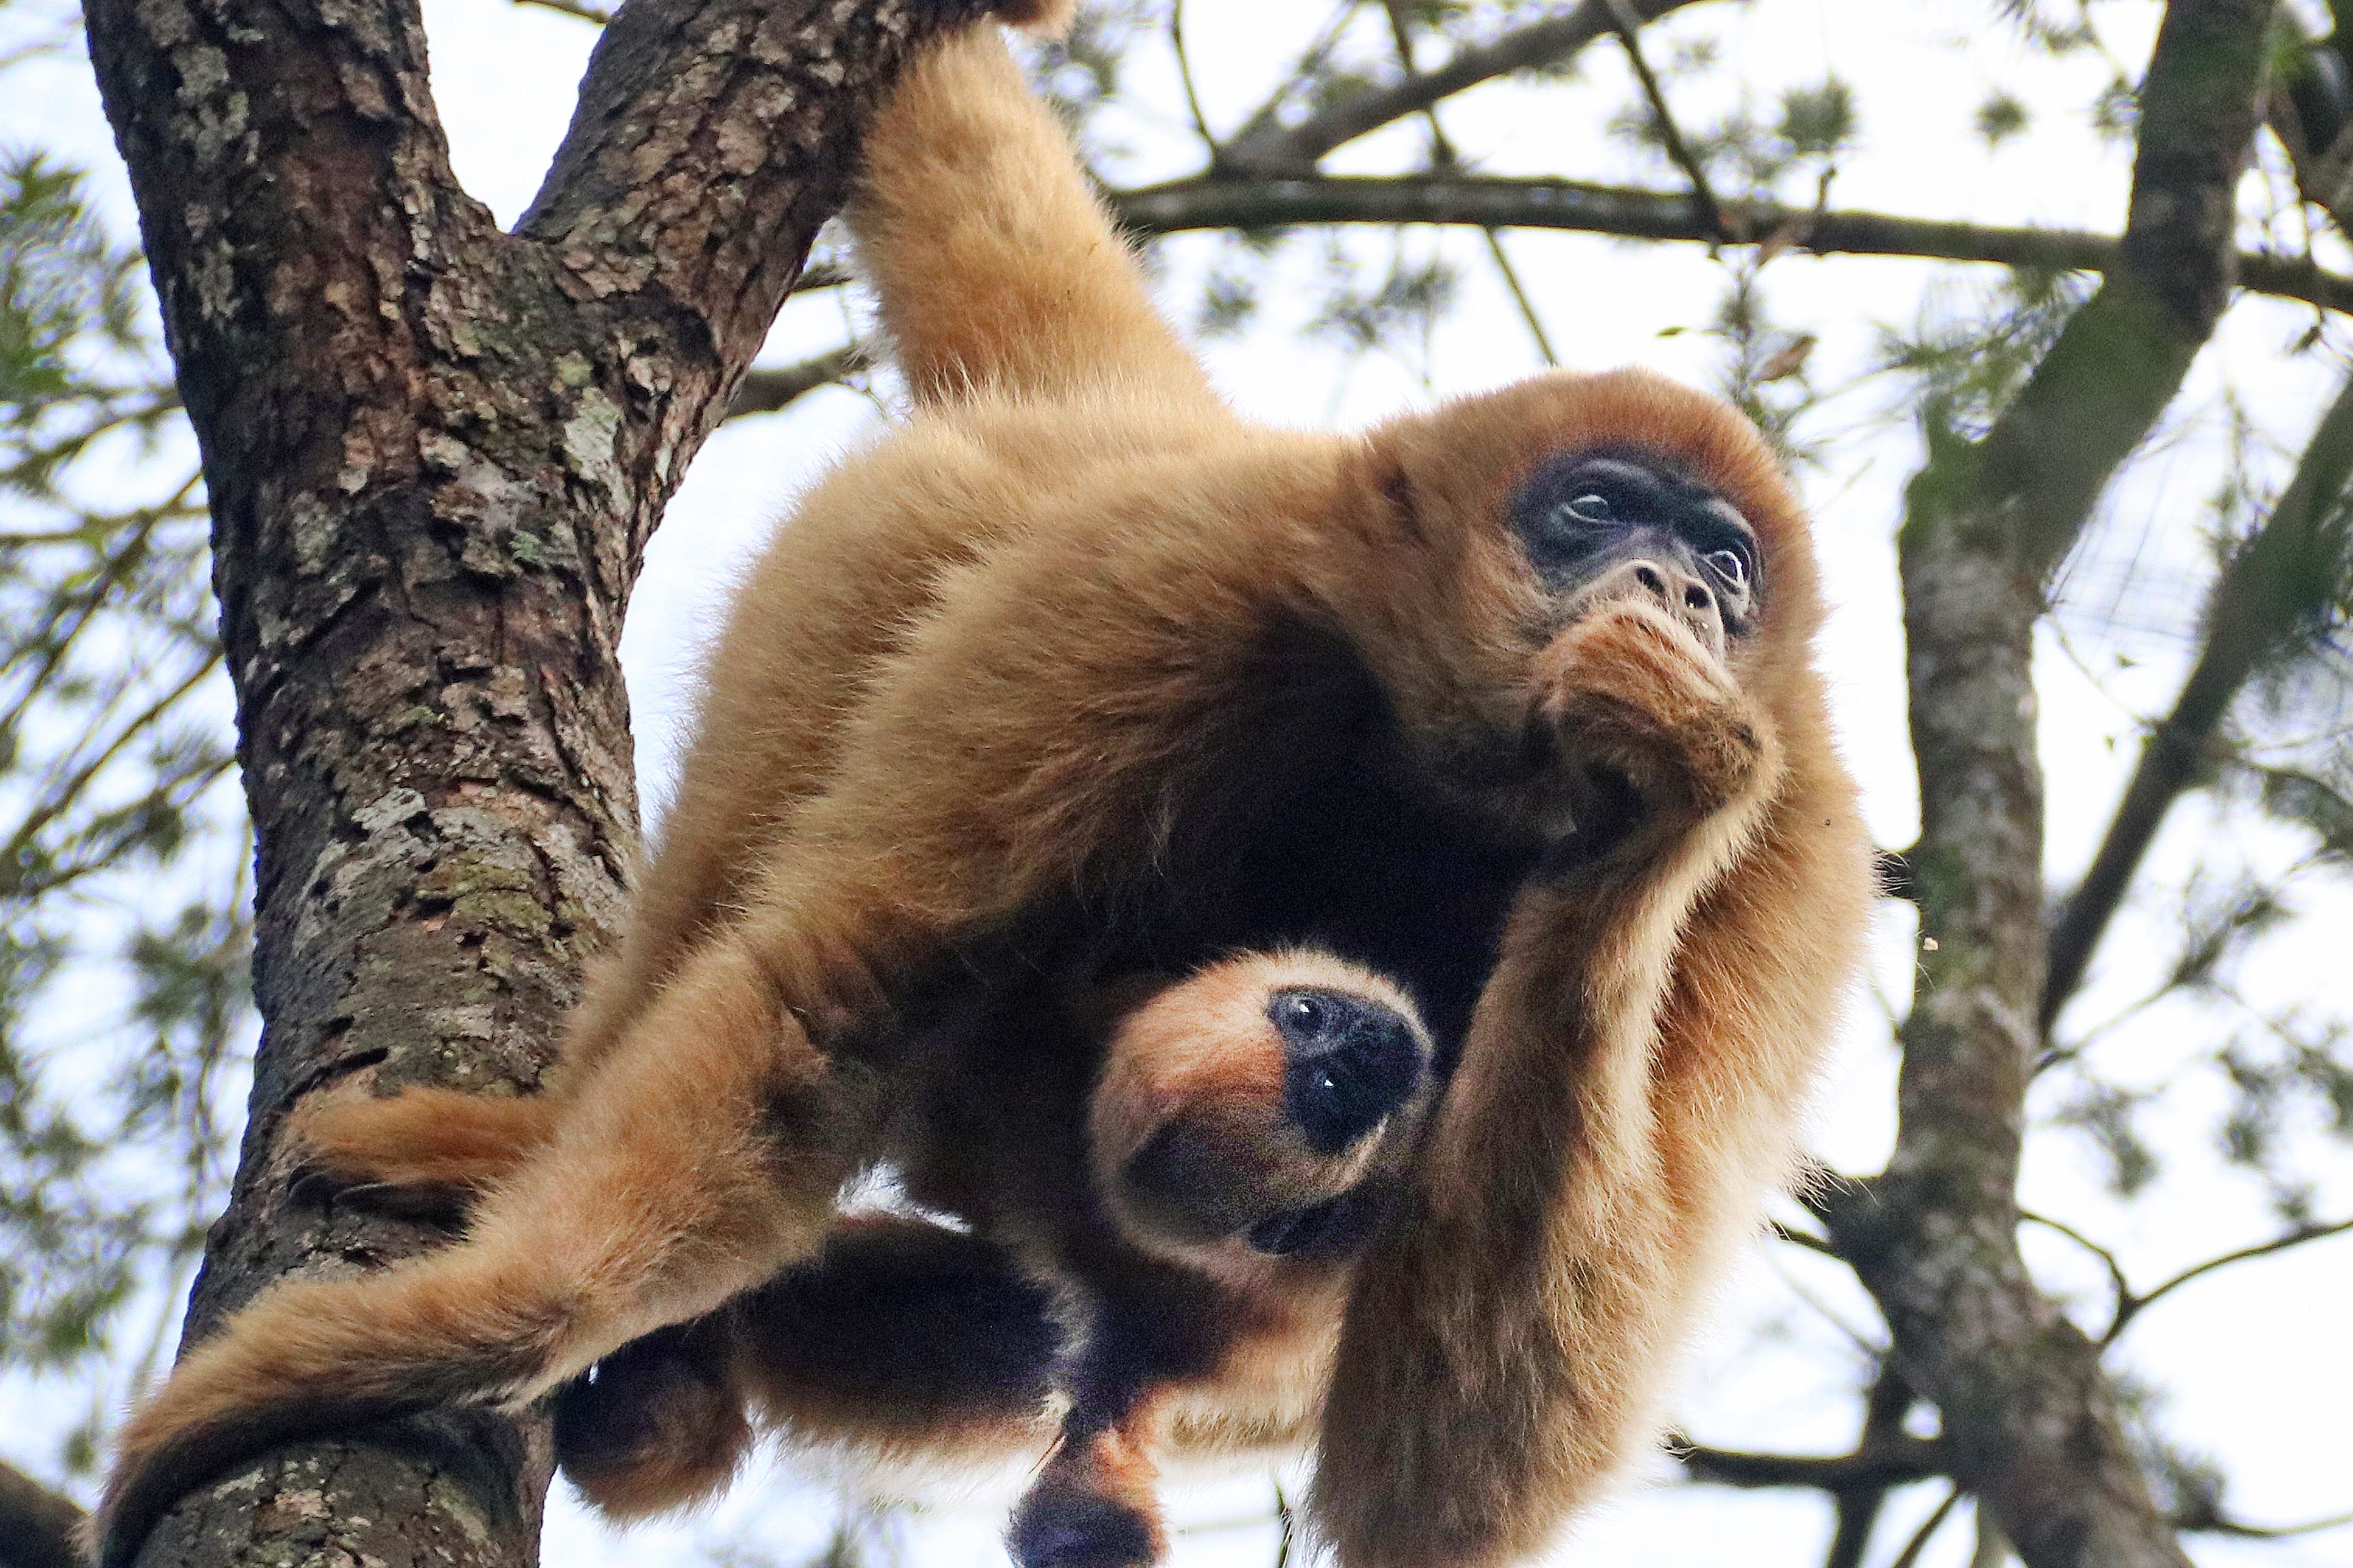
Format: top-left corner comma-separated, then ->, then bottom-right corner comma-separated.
1086,951 -> 1433,1281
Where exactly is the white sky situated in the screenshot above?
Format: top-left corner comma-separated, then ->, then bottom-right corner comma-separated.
3,1 -> 2349,1565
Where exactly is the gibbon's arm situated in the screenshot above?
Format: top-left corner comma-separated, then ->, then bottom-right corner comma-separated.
846,27 -> 1215,409
1313,603 -> 1867,1568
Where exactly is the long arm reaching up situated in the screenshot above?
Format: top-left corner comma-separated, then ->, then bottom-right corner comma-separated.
846,26 -> 1216,408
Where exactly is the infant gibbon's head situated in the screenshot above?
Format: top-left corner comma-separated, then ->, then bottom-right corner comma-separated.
1088,950 -> 1433,1285
1332,367 -> 1825,832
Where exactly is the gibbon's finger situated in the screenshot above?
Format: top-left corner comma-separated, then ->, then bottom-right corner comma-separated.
100,938 -> 855,1568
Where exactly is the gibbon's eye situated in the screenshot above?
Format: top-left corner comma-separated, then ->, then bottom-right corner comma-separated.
1704,548 -> 1748,590
1564,492 -> 1615,523
1283,993 -> 1328,1034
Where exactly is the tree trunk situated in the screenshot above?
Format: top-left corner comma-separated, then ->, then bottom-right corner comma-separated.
80,2 -> 1005,1564
1819,3 -> 2274,1565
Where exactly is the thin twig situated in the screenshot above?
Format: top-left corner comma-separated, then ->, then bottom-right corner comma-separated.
1887,1488 -> 1963,1568
1603,0 -> 1728,243
2108,1215 -> 2353,1343
1770,1217 -> 1842,1256
1373,0 -> 1558,365
2018,1209 -> 2132,1335
2189,1504 -> 2353,1538
513,0 -> 612,23
1221,0 -> 1722,173
1168,0 -> 1218,160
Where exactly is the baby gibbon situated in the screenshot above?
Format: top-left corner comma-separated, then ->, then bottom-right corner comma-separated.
288,945 -> 1437,1562
98,4 -> 1875,1566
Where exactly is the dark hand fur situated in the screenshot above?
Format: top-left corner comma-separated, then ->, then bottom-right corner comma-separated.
98,16 -> 1872,1568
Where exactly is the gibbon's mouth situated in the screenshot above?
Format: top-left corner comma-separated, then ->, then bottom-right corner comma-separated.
1246,1184 -> 1385,1258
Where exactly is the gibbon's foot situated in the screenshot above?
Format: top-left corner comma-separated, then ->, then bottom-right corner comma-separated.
555,1324 -> 751,1518
1007,1423 -> 1165,1568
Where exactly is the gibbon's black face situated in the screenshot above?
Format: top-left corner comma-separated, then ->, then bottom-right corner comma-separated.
1270,987 -> 1427,1157
1509,452 -> 1763,660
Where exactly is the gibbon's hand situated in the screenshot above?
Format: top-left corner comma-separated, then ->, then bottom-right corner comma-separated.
1536,597 -> 1777,831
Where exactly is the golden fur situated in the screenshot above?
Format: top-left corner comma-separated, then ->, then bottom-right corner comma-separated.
98,11 -> 1873,1567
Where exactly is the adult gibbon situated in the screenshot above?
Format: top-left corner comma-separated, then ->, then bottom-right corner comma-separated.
97,3 -> 1875,1565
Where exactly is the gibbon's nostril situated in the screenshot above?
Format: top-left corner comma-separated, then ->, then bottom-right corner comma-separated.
1632,562 -> 1668,597
1271,987 -> 1428,1154
1685,581 -> 1713,611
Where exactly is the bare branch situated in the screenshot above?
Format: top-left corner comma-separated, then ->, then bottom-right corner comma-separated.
2184,1504 -> 2353,1538
1671,1434 -> 1948,1492
518,1 -> 985,384
1827,1368 -> 1920,1568
1888,1490 -> 1965,1568
0,1459 -> 86,1568
2042,370 -> 2353,1030
2020,1208 -> 2133,1337
1221,0 -> 1722,173
1828,7 -> 2282,1564
1108,175 -> 2353,317
1604,0 -> 1728,242
2107,1215 -> 2353,1343
725,344 -> 869,420
1770,1217 -> 1843,1256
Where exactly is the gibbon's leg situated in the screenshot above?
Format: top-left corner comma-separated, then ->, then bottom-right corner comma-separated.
1314,598 -> 1864,1568
288,1086 -> 552,1218
560,1215 -> 1060,1518
97,941 -> 857,1568
846,27 -> 1216,408
725,1217 -> 1060,1450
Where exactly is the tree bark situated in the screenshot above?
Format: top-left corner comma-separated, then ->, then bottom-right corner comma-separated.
80,1 -> 1005,1565
1818,3 -> 2275,1565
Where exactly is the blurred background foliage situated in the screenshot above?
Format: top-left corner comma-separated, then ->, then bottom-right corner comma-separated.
0,3 -> 249,1481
